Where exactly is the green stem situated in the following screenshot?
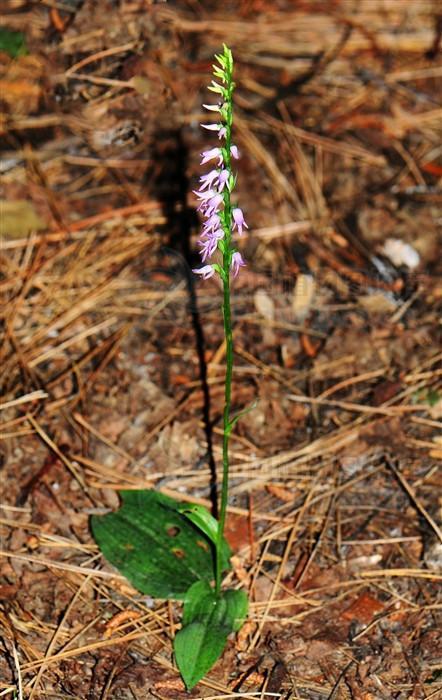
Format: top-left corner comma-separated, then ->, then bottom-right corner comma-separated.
215,262 -> 233,595
212,48 -> 237,597
215,65 -> 234,596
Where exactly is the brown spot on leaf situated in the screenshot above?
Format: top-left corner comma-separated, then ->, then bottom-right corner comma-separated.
166,525 -> 180,537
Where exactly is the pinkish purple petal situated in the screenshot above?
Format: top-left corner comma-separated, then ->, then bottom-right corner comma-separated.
202,193 -> 223,217
232,208 -> 249,236
193,188 -> 216,200
202,213 -> 222,233
201,123 -> 223,132
200,147 -> 223,166
217,169 -> 229,191
193,264 -> 216,279
199,237 -> 218,261
231,251 -> 246,277
198,169 -> 219,190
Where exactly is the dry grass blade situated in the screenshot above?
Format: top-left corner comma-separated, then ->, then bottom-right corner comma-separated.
0,391 -> 48,412
0,550 -> 125,581
385,459 -> 442,544
28,576 -> 93,699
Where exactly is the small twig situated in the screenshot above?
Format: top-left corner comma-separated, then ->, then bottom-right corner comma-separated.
65,42 -> 136,76
326,661 -> 354,699
385,457 -> 442,544
64,72 -> 133,88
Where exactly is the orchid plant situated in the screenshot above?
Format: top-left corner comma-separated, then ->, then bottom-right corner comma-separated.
91,45 -> 248,690
193,44 -> 249,599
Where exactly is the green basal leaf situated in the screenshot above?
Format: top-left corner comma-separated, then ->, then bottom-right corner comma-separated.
181,579 -> 214,626
0,28 -> 27,58
91,490 -> 230,599
178,503 -> 231,576
174,581 -> 248,689
177,503 -> 218,544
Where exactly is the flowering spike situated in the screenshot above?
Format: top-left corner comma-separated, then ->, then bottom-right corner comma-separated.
193,45 -> 247,278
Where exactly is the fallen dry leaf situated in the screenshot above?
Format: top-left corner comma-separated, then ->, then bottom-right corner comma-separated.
265,483 -> 294,502
342,592 -> 385,624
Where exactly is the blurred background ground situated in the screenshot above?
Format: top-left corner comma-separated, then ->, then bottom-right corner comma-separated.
1,1 -> 441,698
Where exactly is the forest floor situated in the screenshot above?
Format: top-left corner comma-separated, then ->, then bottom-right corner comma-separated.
1,1 -> 441,698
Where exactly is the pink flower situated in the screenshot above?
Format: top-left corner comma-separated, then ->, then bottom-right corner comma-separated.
232,208 -> 248,236
199,229 -> 224,261
217,169 -> 229,191
200,226 -> 224,241
198,169 -> 220,190
201,123 -> 227,140
200,147 -> 223,166
201,193 -> 223,217
231,251 -> 246,277
199,238 -> 218,261
193,188 -> 216,200
193,189 -> 223,215
230,145 -> 239,159
202,213 -> 222,234
193,264 -> 216,280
